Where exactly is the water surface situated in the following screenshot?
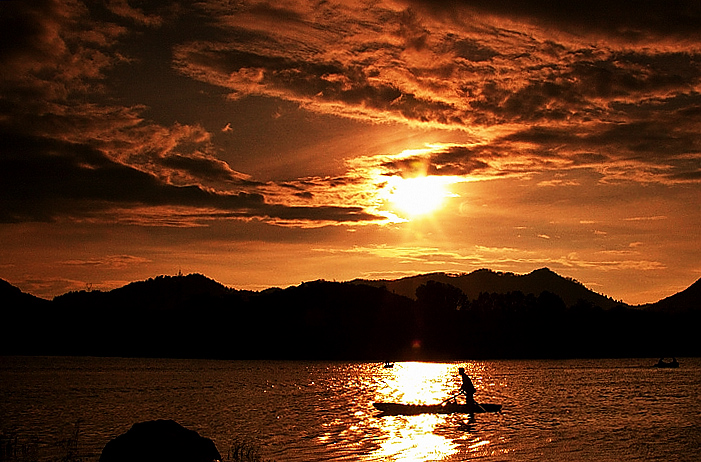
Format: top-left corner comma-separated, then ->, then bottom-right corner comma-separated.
1,357 -> 699,461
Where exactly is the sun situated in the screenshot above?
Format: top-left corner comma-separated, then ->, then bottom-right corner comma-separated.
386,175 -> 456,217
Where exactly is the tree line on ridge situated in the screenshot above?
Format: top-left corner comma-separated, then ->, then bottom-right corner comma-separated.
1,272 -> 698,359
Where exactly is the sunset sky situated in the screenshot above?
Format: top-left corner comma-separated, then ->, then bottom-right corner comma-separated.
1,0 -> 700,304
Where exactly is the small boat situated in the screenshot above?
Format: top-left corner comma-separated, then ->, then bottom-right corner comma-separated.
383,362 -> 394,368
373,401 -> 502,416
653,357 -> 679,368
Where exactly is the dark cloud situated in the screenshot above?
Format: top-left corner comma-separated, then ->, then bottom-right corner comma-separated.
509,118 -> 701,161
597,122 -> 700,158
503,126 -> 575,145
465,50 -> 701,124
0,131 -> 383,224
403,0 -> 701,40
429,146 -> 493,175
667,168 -> 701,182
175,44 -> 469,126
381,146 -> 493,177
0,0 -> 124,105
553,52 -> 701,112
259,203 -> 379,223
497,118 -> 701,185
157,153 -> 257,185
104,0 -> 165,27
448,36 -> 500,62
570,152 -> 611,166
0,131 -> 251,221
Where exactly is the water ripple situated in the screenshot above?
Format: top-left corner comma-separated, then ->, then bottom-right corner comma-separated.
2,357 -> 700,461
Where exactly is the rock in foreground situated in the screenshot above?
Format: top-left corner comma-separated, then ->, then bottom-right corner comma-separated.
100,420 -> 221,462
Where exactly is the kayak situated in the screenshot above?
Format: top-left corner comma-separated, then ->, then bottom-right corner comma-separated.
373,401 -> 502,415
653,361 -> 679,368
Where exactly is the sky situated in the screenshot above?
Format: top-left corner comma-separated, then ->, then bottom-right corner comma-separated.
1,0 -> 700,305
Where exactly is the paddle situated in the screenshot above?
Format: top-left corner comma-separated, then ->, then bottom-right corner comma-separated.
442,391 -> 488,412
441,392 -> 461,405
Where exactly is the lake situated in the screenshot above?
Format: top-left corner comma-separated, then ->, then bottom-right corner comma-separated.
1,356 -> 700,461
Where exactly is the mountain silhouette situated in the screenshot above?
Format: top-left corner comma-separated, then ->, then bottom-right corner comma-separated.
53,273 -> 238,311
643,278 -> 701,314
0,278 -> 49,306
353,267 -> 623,309
1,270 -> 699,359
0,278 -> 51,355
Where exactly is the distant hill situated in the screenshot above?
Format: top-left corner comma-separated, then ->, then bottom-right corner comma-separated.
643,277 -> 701,314
2,271 -> 699,359
353,267 -> 624,309
0,278 -> 51,355
53,273 -> 238,310
0,278 -> 49,306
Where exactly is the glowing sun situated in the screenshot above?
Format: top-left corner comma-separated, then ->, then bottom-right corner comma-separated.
386,175 -> 456,217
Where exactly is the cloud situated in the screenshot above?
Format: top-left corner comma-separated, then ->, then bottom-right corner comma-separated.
319,243 -> 668,278
559,253 -> 667,272
0,1 -> 390,227
13,276 -> 90,300
401,0 -> 701,43
0,130 -> 384,226
105,0 -> 164,27
2,0 -> 699,230
157,152 -> 254,186
624,215 -> 668,222
164,0 -> 701,186
0,0 -> 126,103
500,118 -> 701,184
537,179 -> 580,187
379,145 -> 493,177
61,254 -> 151,269
172,0 -> 701,126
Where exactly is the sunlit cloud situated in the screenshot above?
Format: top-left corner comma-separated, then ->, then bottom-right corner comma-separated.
315,244 -> 669,279
538,179 -> 580,187
61,254 -> 151,269
167,0 -> 701,188
624,215 -> 668,222
557,252 -> 666,272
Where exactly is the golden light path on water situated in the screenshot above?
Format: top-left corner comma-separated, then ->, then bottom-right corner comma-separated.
358,362 -> 500,461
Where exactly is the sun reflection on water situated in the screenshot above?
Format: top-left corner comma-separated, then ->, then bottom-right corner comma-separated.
367,362 -> 492,460
375,362 -> 455,404
374,415 -> 458,461
313,361 -> 502,461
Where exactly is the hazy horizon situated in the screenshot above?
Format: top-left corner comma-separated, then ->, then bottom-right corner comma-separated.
5,267 -> 697,307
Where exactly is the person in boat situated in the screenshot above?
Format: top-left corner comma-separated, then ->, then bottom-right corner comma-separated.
458,367 -> 476,404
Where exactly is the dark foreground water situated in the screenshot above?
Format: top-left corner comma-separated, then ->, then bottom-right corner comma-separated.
1,356 -> 700,461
